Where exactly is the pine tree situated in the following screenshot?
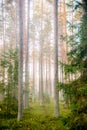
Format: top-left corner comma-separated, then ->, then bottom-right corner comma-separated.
18,0 -> 24,121
54,0 -> 59,117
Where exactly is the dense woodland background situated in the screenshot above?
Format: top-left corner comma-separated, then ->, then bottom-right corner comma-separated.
0,0 -> 87,130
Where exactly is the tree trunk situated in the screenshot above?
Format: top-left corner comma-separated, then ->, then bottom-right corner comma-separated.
32,0 -> 36,102
54,0 -> 59,118
18,0 -> 24,121
39,0 -> 43,105
46,42 -> 48,95
24,0 -> 30,109
48,42 -> 52,97
2,0 -> 6,97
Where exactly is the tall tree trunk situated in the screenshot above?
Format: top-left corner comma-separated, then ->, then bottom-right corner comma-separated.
18,0 -> 24,121
48,42 -> 51,97
54,0 -> 60,117
32,37 -> 35,102
39,0 -> 43,105
24,0 -> 30,109
46,41 -> 48,95
2,0 -> 5,53
23,0 -> 26,109
32,0 -> 35,102
2,0 -> 6,96
15,1 -> 18,48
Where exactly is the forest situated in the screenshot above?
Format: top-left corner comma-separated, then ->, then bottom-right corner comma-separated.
0,0 -> 87,130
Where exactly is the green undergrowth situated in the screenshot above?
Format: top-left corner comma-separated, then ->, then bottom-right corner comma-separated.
0,102 -> 70,130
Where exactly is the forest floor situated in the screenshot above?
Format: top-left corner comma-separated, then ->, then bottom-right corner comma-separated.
0,102 -> 70,130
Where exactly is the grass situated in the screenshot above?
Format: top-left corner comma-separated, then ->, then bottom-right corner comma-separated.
0,102 -> 70,130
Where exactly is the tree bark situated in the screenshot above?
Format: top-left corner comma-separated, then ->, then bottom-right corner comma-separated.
24,0 -> 30,109
32,0 -> 36,102
54,0 -> 60,117
39,0 -> 43,105
18,0 -> 24,121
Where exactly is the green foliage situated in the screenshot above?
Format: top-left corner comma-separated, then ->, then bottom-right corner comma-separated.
0,96 -> 18,118
59,1 -> 87,129
66,100 -> 87,130
66,15 -> 87,77
60,78 -> 87,130
0,48 -> 18,119
0,103 -> 69,130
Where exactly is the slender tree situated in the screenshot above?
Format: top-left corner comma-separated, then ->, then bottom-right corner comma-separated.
32,0 -> 36,102
39,0 -> 44,105
18,0 -> 24,121
24,0 -> 30,109
1,0 -> 6,98
2,0 -> 5,53
54,0 -> 59,117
